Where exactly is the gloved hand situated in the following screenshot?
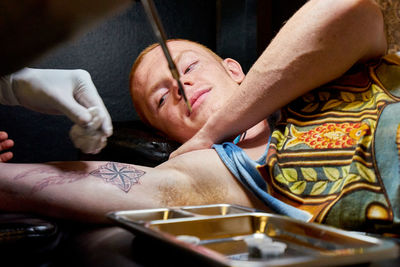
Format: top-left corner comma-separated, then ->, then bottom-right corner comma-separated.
0,68 -> 113,154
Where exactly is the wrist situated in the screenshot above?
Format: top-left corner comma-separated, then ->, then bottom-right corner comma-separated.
200,116 -> 230,145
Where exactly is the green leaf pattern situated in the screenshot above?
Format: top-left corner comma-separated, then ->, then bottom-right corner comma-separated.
329,180 -> 343,194
275,174 -> 289,185
341,166 -> 350,177
341,101 -> 365,111
300,83 -> 393,114
271,130 -> 285,150
301,168 -> 317,181
274,164 -> 376,196
290,181 -> 306,195
342,173 -> 360,188
282,168 -> 298,182
321,99 -> 343,111
301,103 -> 319,113
323,167 -> 340,181
310,181 -> 327,195
361,90 -> 372,101
356,163 -> 376,183
340,91 -> 356,102
271,82 -> 387,197
318,91 -> 331,101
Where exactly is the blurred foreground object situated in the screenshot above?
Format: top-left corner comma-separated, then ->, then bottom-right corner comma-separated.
0,0 -> 132,76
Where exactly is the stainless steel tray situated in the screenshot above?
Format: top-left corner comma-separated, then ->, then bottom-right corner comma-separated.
108,204 -> 399,266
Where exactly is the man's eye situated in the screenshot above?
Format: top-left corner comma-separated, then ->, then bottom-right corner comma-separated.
158,93 -> 167,108
184,61 -> 198,74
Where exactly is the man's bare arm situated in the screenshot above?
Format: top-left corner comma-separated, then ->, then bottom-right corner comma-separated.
171,0 -> 387,157
0,150 -> 262,223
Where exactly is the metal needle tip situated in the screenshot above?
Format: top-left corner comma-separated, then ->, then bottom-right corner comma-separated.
141,0 -> 192,114
177,81 -> 192,113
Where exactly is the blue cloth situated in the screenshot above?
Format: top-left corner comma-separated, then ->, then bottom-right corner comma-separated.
213,139 -> 312,222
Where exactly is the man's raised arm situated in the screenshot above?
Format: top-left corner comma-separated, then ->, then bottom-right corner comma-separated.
0,150 -> 260,223
171,0 -> 387,157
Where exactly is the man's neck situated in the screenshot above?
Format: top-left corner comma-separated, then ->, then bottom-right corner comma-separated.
237,120 -> 270,160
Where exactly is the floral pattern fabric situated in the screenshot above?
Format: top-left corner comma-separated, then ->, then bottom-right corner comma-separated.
261,54 -> 400,232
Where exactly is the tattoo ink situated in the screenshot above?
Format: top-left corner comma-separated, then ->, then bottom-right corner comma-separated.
14,167 -> 89,193
90,162 -> 145,193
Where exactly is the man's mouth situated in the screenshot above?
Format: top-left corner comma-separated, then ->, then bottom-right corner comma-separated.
187,88 -> 211,116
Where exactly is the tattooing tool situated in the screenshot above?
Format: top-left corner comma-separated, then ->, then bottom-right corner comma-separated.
141,0 -> 192,113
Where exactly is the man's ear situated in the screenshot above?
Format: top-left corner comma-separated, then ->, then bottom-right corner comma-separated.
222,58 -> 245,84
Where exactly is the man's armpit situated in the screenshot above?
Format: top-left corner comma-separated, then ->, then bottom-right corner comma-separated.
157,149 -> 234,206
157,169 -> 229,207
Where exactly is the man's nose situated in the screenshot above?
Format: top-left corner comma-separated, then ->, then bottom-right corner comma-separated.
171,79 -> 183,100
181,75 -> 194,87
172,77 -> 191,96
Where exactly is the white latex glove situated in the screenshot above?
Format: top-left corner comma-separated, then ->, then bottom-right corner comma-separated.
70,106 -> 108,154
0,68 -> 113,154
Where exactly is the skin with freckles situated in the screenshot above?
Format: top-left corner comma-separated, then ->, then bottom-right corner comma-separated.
0,131 -> 14,162
130,40 -> 246,143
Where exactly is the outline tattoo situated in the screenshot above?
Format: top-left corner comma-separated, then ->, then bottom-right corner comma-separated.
14,167 -> 89,193
90,162 -> 145,193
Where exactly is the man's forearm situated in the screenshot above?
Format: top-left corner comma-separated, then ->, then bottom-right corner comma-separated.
0,151 -> 259,223
0,161 -> 163,223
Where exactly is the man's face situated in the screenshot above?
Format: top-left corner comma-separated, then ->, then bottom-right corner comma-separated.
132,40 -> 244,143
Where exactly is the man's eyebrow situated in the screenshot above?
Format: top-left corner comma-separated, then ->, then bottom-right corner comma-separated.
173,49 -> 196,65
148,50 -> 194,94
149,81 -> 163,95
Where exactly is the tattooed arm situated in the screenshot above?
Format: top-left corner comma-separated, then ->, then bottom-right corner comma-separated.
0,149 -> 262,223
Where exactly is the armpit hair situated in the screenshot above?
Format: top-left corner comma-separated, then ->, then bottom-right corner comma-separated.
157,175 -> 228,207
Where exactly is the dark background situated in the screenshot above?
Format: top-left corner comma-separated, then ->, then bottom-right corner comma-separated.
0,0 -> 306,163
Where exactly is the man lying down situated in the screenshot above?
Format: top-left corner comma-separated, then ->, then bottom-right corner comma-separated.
129,36 -> 400,233
0,0 -> 399,233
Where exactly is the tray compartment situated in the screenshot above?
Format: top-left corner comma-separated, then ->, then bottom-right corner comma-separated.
180,204 -> 256,216
112,208 -> 194,223
148,213 -> 381,258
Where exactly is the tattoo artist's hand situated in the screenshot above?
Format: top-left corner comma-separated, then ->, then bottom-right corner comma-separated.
0,68 -> 113,154
0,131 -> 14,162
169,128 -> 214,159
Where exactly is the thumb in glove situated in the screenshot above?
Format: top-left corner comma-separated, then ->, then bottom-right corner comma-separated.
69,107 -> 108,154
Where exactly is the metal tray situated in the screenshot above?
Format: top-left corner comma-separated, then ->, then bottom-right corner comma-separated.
108,204 -> 399,266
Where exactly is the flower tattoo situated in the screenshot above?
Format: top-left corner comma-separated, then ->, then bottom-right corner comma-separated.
90,162 -> 145,193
